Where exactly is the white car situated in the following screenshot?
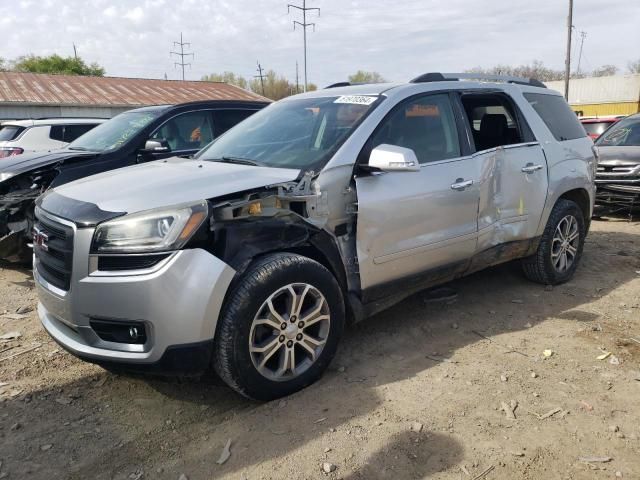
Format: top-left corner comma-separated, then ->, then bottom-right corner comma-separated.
0,118 -> 105,158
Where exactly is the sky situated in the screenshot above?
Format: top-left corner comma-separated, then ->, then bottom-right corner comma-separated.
1,0 -> 638,87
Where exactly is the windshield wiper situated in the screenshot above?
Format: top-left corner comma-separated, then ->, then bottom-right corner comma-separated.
210,156 -> 264,167
67,146 -> 93,151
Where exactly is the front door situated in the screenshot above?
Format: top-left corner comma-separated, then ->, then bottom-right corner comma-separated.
355,93 -> 480,299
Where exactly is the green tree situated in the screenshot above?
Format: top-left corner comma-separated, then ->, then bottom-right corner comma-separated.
628,59 -> 640,74
348,70 -> 387,84
249,70 -> 295,100
12,54 -> 104,76
591,65 -> 618,77
201,71 -> 248,89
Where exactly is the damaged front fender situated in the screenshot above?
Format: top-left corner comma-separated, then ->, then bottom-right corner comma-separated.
0,170 -> 55,259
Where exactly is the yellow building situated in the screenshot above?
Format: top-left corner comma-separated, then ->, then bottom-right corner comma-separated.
545,74 -> 640,117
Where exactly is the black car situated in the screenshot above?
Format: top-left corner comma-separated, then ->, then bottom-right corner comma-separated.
0,100 -> 268,259
594,113 -> 640,212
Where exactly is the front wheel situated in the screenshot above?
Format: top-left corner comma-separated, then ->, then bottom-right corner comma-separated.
522,199 -> 586,285
213,253 -> 345,401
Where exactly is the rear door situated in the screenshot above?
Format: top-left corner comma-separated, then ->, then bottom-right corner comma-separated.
355,93 -> 480,296
459,92 -> 548,252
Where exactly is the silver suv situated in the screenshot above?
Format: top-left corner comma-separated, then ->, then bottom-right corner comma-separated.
33,73 -> 596,400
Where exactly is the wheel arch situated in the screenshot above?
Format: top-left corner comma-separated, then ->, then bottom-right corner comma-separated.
558,187 -> 592,230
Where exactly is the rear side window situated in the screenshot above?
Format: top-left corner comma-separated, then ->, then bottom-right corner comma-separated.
50,124 -> 99,143
49,125 -> 65,142
64,124 -> 98,142
213,109 -> 257,137
0,125 -> 26,141
524,93 -> 586,141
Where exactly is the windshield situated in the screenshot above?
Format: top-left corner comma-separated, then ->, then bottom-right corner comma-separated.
197,95 -> 380,170
67,110 -> 161,152
596,116 -> 640,147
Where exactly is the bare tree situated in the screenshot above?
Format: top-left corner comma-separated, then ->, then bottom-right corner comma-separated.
627,59 -> 640,74
591,65 -> 618,77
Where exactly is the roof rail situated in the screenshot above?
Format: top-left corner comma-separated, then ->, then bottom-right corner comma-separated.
325,82 -> 352,89
410,72 -> 546,88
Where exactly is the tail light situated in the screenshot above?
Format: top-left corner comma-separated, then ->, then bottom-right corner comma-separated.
0,147 -> 24,158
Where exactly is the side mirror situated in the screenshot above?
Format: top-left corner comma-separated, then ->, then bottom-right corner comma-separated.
368,144 -> 420,172
142,139 -> 171,153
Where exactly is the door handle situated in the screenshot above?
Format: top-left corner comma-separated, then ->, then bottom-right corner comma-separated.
521,163 -> 543,174
450,179 -> 473,191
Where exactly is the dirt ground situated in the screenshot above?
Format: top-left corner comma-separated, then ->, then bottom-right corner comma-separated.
0,217 -> 639,480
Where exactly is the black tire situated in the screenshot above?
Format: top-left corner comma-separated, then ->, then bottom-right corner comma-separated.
522,199 -> 586,285
213,253 -> 345,401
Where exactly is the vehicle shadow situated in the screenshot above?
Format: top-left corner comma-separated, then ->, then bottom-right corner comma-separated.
0,228 -> 638,479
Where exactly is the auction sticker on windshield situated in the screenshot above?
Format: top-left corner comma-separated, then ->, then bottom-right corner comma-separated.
334,95 -> 378,105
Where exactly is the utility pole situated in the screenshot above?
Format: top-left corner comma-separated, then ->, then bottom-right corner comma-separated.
295,61 -> 300,94
564,0 -> 574,100
170,32 -> 194,81
576,30 -> 587,76
288,0 -> 320,92
254,61 -> 266,96
72,43 -> 78,60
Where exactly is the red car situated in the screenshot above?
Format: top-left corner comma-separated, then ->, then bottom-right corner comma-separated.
580,115 -> 626,141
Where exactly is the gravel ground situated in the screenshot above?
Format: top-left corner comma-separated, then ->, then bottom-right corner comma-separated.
0,217 -> 639,480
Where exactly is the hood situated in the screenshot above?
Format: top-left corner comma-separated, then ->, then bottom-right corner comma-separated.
597,146 -> 640,165
0,148 -> 96,178
43,156 -> 301,219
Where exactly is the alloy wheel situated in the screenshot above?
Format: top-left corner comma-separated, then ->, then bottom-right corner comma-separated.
249,283 -> 330,381
551,214 -> 579,273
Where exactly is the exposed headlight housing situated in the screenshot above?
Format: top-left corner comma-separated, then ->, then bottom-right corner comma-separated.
91,201 -> 208,253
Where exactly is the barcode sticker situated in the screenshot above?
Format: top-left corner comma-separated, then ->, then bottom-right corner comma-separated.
334,95 -> 378,105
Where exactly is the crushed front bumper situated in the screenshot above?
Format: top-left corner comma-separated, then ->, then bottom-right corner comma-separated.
36,247 -> 236,373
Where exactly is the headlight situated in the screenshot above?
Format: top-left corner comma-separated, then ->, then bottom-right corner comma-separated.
91,201 -> 208,253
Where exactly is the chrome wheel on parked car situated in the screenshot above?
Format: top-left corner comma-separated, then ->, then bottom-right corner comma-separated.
551,215 -> 580,273
250,283 -> 331,381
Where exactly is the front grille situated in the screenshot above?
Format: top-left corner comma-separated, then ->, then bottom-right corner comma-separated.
34,210 -> 74,291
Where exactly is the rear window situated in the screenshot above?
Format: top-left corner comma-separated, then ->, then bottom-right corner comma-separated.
523,93 -> 586,141
0,125 -> 26,141
582,121 -> 614,137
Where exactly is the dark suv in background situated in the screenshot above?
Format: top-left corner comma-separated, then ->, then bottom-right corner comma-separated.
594,112 -> 640,211
0,100 -> 268,259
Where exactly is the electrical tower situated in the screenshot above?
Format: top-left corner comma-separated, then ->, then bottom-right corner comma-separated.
288,0 -> 320,92
254,61 -> 266,96
576,31 -> 587,76
170,32 -> 194,81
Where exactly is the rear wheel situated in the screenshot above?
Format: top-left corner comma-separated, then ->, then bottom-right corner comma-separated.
522,199 -> 586,285
213,253 -> 345,401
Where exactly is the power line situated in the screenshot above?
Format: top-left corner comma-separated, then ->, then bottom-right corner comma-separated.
576,30 -> 587,76
288,0 -> 320,92
170,32 -> 194,81
254,61 -> 266,96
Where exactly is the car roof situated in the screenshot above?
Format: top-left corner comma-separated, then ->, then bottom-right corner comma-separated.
128,99 -> 270,114
284,78 -> 553,102
1,118 -> 107,127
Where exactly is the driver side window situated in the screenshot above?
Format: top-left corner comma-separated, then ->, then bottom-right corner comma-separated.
150,111 -> 214,151
370,93 -> 460,164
